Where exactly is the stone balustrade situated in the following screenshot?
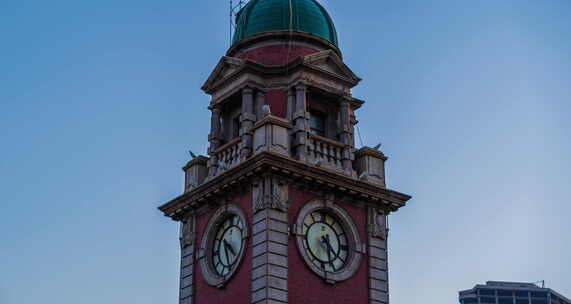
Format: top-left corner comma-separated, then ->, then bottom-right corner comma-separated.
213,137 -> 242,174
307,133 -> 346,171
206,116 -> 369,180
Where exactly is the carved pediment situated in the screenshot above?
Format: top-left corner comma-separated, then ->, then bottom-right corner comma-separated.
302,50 -> 362,85
202,56 -> 246,93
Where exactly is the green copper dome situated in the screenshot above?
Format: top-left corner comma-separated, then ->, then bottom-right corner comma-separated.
233,0 -> 338,46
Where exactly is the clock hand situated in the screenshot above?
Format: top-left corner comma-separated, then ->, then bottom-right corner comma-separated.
321,235 -> 332,263
224,239 -> 236,256
223,240 -> 231,266
323,235 -> 339,259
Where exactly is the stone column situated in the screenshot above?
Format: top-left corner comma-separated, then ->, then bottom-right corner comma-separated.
208,107 -> 222,177
292,84 -> 308,161
286,88 -> 294,122
339,99 -> 353,172
179,215 -> 196,304
251,175 -> 289,304
368,207 -> 390,304
255,90 -> 266,121
350,113 -> 357,148
241,87 -> 256,159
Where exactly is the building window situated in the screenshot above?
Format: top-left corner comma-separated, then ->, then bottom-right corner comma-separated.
480,290 -> 495,296
499,298 -> 513,304
531,292 -> 548,298
516,291 -> 529,297
309,111 -> 326,137
481,297 -> 496,303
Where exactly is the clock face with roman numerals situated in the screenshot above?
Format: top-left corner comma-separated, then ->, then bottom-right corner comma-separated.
301,210 -> 349,272
212,215 -> 244,277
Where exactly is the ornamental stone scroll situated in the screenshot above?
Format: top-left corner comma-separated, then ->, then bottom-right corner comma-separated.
252,175 -> 289,213
368,207 -> 388,240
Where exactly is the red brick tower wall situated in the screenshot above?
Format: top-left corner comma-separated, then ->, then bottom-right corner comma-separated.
287,188 -> 370,303
265,90 -> 288,119
194,191 -> 253,304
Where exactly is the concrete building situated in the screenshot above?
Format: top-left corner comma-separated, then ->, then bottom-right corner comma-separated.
158,0 -> 412,303
459,281 -> 571,304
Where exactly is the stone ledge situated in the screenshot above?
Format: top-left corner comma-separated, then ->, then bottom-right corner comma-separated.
159,151 -> 411,220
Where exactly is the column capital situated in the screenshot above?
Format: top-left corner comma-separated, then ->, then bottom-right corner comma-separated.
242,87 -> 254,95
209,106 -> 222,113
295,84 -> 307,92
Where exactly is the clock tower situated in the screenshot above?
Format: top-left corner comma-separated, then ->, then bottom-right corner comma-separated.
159,1 -> 412,303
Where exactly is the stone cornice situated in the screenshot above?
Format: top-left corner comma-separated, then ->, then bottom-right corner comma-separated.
355,147 -> 388,161
202,52 -> 361,98
158,151 -> 411,221
182,156 -> 209,171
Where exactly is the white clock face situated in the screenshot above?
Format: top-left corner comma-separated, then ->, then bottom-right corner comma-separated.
302,211 -> 349,272
212,215 -> 244,276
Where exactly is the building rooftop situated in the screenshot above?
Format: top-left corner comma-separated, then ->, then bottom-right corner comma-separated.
459,281 -> 571,304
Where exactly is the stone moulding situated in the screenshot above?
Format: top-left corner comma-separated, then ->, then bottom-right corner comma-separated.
158,151 -> 411,221
201,50 -> 363,105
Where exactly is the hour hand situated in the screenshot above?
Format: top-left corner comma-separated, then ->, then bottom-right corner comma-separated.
321,235 -> 333,256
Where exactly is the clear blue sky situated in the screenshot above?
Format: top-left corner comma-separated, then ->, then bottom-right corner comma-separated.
1,0 -> 569,303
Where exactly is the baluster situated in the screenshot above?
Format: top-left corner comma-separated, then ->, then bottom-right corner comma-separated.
316,141 -> 322,162
327,144 -> 333,166
233,144 -> 238,166
325,142 -> 329,162
230,145 -> 235,167
335,147 -> 341,168
221,150 -> 226,170
308,138 -> 315,161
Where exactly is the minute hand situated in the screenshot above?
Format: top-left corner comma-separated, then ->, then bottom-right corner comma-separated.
321,235 -> 335,261
224,239 -> 236,256
324,235 -> 339,258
